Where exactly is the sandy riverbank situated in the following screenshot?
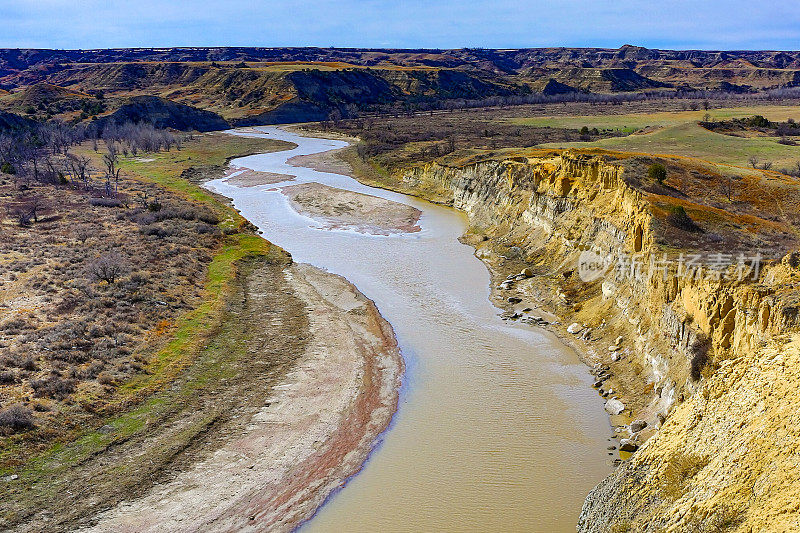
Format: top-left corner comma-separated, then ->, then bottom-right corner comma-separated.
75,262 -> 402,532
286,148 -> 353,175
282,182 -> 421,235
224,167 -> 295,187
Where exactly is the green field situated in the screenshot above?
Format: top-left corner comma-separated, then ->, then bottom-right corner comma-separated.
515,106 -> 800,172
508,105 -> 800,133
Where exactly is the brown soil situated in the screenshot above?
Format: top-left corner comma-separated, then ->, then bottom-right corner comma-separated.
281,182 -> 421,235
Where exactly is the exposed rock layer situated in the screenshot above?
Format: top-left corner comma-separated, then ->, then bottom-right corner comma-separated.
387,152 -> 800,531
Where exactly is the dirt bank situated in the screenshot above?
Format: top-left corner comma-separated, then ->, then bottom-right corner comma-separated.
281,182 -> 421,235
71,261 -> 402,533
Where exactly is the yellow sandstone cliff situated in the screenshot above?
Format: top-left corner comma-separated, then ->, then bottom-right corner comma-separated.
392,151 -> 800,531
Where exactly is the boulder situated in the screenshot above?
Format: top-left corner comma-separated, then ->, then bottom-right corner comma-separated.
604,398 -> 625,415
601,280 -> 616,299
619,439 -> 639,452
630,419 -> 648,433
567,322 -> 583,334
520,267 -> 534,278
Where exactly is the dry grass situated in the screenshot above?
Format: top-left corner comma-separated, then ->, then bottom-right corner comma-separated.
0,132 -> 290,468
0,163 -> 221,443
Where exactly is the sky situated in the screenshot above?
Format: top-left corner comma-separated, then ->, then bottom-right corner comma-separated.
1,0 -> 799,50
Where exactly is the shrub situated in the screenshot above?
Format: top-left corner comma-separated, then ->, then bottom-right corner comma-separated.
0,161 -> 16,175
746,115 -> 771,128
89,197 -> 123,208
196,210 -> 220,225
648,163 -> 667,184
0,404 -> 35,432
666,205 -> 701,232
141,225 -> 172,238
0,371 -> 16,384
608,521 -> 633,533
128,271 -> 150,286
662,452 -> 707,498
30,375 -> 77,400
195,222 -> 219,235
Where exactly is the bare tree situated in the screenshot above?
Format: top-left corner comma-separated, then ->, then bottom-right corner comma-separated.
67,153 -> 92,190
748,155 -> 760,168
102,145 -> 121,197
88,252 -> 129,284
721,175 -> 736,202
8,196 -> 43,226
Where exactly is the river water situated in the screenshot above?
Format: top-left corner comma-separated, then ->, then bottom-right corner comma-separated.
205,127 -> 612,532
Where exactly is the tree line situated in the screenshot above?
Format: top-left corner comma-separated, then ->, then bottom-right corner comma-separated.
0,120 -> 181,227
323,86 -> 800,122
0,121 -> 179,186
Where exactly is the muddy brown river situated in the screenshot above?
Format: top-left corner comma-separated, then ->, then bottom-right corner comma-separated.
206,127 -> 612,532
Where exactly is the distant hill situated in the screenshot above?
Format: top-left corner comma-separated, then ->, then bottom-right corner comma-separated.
1,46 -> 799,125
3,82 -> 90,106
0,109 -> 34,132
97,96 -> 230,132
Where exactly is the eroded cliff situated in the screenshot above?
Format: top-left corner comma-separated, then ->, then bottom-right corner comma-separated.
390,151 -> 800,531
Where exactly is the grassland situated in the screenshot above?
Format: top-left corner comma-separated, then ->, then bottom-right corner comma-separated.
508,104 -> 800,132
508,105 -> 800,172
0,132 -> 298,528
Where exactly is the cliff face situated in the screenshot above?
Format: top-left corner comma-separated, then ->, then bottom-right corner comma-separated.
395,152 -> 800,531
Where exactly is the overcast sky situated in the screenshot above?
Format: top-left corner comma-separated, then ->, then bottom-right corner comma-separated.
2,0 -> 799,50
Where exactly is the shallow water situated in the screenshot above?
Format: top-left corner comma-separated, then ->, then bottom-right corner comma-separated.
205,127 -> 612,532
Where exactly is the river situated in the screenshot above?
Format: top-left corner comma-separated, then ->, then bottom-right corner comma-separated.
205,126 -> 612,532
